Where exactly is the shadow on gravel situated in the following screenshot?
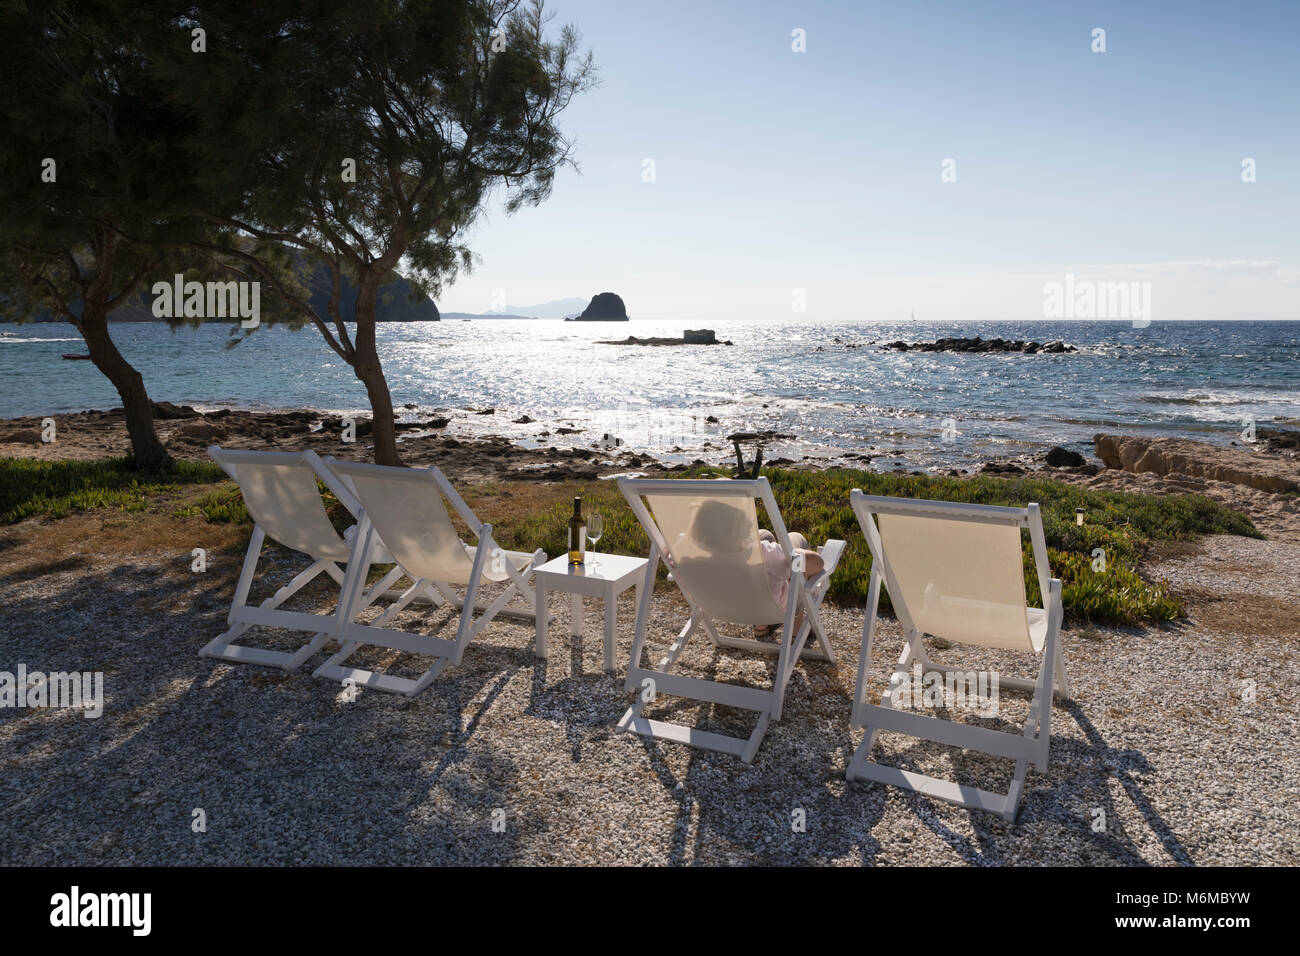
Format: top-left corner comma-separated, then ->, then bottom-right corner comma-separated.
524,616 -> 628,763
1058,700 -> 1194,866
833,700 -> 1192,866
608,647 -> 890,866
0,557 -> 531,865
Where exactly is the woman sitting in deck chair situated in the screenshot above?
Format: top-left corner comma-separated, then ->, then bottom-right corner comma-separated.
617,477 -> 845,762
679,501 -> 824,638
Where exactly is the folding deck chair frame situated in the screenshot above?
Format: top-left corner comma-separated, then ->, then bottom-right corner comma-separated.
200,448 -> 404,672
847,491 -> 1071,821
617,477 -> 845,763
314,459 -> 546,697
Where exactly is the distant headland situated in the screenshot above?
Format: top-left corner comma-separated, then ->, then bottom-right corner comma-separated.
19,261 -> 441,323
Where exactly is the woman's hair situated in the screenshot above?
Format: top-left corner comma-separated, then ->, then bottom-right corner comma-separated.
687,499 -> 754,554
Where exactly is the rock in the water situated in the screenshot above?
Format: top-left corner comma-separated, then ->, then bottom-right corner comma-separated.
1094,434 -> 1300,493
575,292 -> 629,321
1045,446 -> 1087,467
882,335 -> 1076,354
599,329 -> 730,346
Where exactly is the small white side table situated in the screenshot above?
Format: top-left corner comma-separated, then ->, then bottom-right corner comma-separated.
533,552 -> 649,672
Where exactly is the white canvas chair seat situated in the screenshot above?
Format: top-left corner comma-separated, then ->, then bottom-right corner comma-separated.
200,447 -> 402,672
314,458 -> 546,697
917,600 -> 1049,653
1025,608 -> 1048,653
617,477 -> 845,763
463,545 -> 536,583
846,492 -> 1071,821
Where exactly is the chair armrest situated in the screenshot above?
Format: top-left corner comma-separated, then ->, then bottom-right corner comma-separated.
817,539 -> 847,576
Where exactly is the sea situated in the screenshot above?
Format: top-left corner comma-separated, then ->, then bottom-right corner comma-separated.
3,319 -> 1298,472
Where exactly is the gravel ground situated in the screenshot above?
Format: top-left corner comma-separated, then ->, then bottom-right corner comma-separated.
1,534 -> 1296,866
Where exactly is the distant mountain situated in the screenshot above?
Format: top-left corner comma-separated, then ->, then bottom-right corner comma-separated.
504,297 -> 588,318
441,312 -> 538,320
447,297 -> 588,319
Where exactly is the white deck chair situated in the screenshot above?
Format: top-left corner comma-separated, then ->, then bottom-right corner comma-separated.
847,491 -> 1072,821
200,447 -> 404,672
617,477 -> 846,763
314,458 -> 546,697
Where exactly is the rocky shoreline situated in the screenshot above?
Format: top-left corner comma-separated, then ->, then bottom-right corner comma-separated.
0,402 -> 1094,481
0,403 -> 668,484
3,405 -> 1297,538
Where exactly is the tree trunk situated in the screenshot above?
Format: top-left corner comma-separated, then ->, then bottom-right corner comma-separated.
79,305 -> 173,471
352,274 -> 403,466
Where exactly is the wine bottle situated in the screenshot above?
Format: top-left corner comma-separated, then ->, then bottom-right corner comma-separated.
568,497 -> 586,564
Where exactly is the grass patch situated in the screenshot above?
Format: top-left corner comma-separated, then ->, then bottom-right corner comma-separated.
173,486 -> 249,524
0,456 -> 226,523
758,469 -> 1259,625
3,457 -> 1261,627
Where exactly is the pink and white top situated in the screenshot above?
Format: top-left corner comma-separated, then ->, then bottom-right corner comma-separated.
760,539 -> 791,610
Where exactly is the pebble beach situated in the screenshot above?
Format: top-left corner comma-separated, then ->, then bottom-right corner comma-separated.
1,517 -> 1295,865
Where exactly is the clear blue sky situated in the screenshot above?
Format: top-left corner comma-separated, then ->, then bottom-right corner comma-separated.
438,0 -> 1300,321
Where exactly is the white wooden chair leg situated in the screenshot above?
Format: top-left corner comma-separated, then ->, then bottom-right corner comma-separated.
223,526 -> 266,627
851,569 -> 882,729
623,551 -> 658,691
203,526 -> 268,652
1004,759 -> 1028,821
281,631 -> 333,672
771,571 -> 802,722
203,527 -> 343,671
368,579 -> 427,628
740,712 -> 772,764
1054,640 -> 1071,700
452,541 -> 490,664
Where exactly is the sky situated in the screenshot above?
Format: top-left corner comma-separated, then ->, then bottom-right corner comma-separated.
437,0 -> 1300,322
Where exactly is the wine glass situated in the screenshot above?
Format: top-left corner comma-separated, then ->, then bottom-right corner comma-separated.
586,512 -> 604,553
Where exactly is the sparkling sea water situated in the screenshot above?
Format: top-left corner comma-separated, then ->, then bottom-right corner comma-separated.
3,319 -> 1297,471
